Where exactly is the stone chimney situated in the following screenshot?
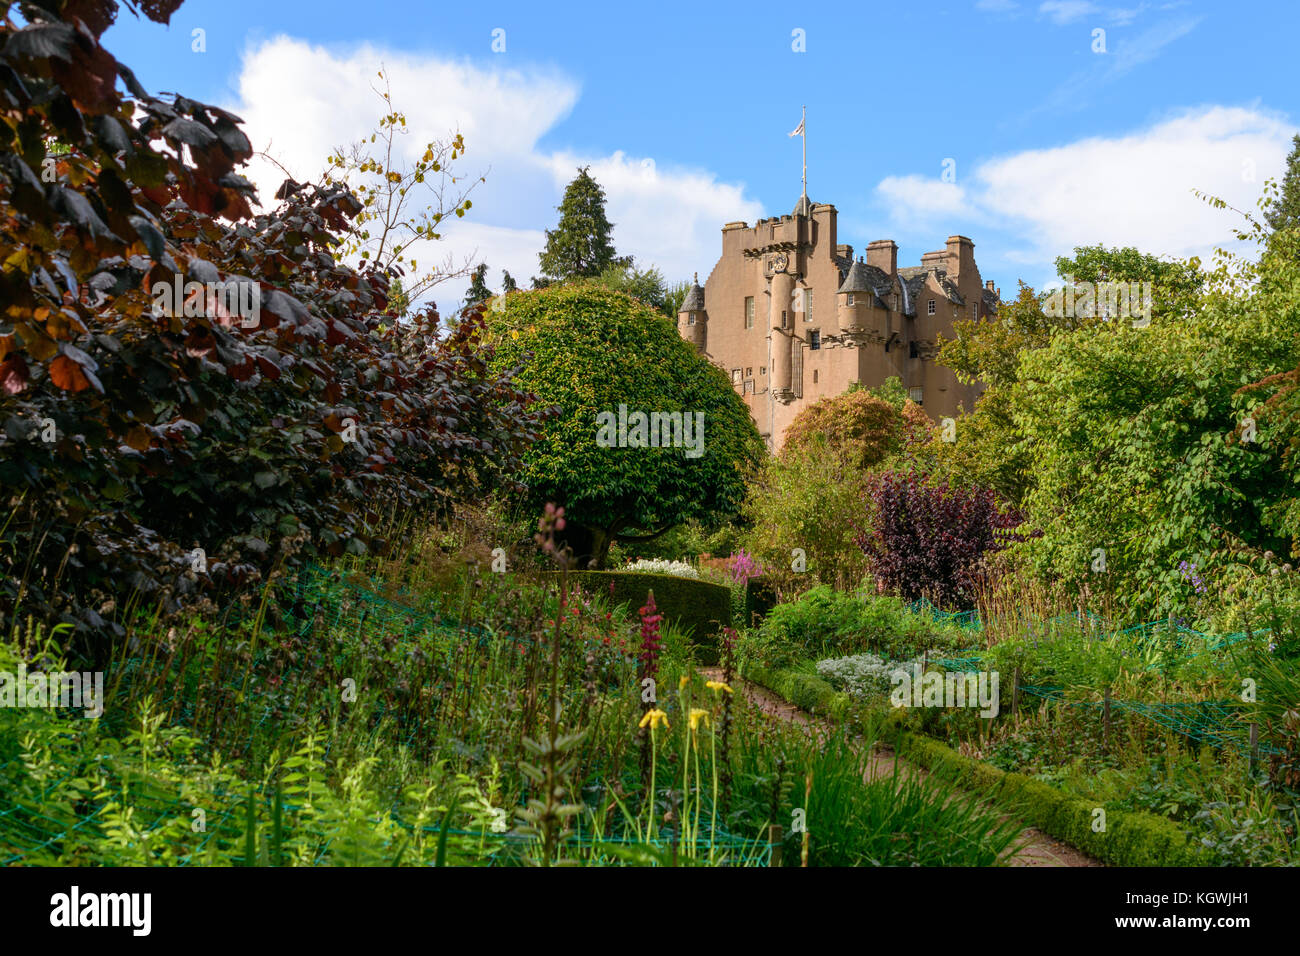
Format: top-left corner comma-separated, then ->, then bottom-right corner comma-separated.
866,239 -> 897,274
946,235 -> 976,282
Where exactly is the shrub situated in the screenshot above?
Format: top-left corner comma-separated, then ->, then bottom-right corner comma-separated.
781,389 -> 901,471
755,586 -> 968,664
857,472 -> 1021,609
742,438 -> 869,595
816,652 -> 922,701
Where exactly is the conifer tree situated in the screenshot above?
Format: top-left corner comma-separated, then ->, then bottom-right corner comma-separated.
462,263 -> 493,311
1266,133 -> 1300,233
537,167 -> 629,282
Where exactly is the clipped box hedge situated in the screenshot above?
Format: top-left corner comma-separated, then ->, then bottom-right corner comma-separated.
562,570 -> 732,663
739,660 -> 1212,867
895,734 -> 1211,867
743,575 -> 779,628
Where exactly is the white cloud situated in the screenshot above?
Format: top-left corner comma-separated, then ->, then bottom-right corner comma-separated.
872,105 -> 1293,282
875,176 -> 972,230
1039,1 -> 1101,24
224,36 -> 760,310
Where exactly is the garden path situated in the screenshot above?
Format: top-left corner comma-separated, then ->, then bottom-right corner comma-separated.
701,668 -> 1101,868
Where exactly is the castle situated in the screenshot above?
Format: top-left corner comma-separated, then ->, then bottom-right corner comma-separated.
677,194 -> 995,449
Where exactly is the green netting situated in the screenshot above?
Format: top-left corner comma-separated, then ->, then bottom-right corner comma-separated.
905,601 -> 1275,758
1016,686 -> 1280,757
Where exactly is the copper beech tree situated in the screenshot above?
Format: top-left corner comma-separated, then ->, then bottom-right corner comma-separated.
0,0 -> 541,644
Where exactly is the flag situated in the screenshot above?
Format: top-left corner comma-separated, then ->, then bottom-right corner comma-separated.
788,118 -> 804,137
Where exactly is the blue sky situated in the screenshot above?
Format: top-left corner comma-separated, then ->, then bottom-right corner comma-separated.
104,0 -> 1298,308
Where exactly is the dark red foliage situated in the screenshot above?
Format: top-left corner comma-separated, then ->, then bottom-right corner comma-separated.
856,472 -> 1022,609
0,1 -> 543,644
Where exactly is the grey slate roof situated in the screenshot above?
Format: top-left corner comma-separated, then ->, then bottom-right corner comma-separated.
982,287 -> 1000,315
681,275 -> 705,312
792,194 -> 814,217
900,274 -> 927,317
837,259 -> 874,294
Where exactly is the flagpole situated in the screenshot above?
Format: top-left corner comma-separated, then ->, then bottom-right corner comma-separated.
801,104 -> 806,200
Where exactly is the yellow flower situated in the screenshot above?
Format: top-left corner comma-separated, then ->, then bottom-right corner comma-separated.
639,708 -> 669,730
679,675 -> 689,690
705,680 -> 733,695
689,708 -> 710,731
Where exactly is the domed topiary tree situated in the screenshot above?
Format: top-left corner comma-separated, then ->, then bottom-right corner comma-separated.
486,282 -> 764,567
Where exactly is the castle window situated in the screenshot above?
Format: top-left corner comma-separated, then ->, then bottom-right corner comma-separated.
846,293 -> 855,307
805,290 -> 814,322
971,302 -> 978,320
746,367 -> 752,378
687,313 -> 696,325
927,299 -> 936,315
910,342 -> 918,359
731,368 -> 742,383
809,330 -> 821,350
909,386 -> 923,405
781,310 -> 789,329
760,367 -> 766,376
744,296 -> 755,328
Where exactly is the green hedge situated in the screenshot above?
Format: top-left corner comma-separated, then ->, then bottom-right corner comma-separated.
740,661 -> 853,720
743,576 -> 779,628
739,660 -> 1211,867
895,735 -> 1211,867
562,570 -> 732,663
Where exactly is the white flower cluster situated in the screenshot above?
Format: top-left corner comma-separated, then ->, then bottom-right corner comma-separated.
623,558 -> 700,579
815,652 -> 922,700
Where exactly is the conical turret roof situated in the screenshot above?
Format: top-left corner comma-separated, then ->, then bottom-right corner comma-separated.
837,258 -> 873,295
680,272 -> 705,312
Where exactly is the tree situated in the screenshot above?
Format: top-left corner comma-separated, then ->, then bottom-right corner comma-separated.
462,263 -> 493,312
1053,244 -> 1203,319
485,282 -> 764,567
592,261 -> 674,316
320,72 -> 484,304
663,279 -> 690,320
537,167 -> 629,283
743,437 -> 870,596
781,390 -> 902,471
501,270 -> 518,293
1002,223 -> 1295,623
0,0 -> 541,644
934,246 -> 1206,506
1265,133 -> 1300,233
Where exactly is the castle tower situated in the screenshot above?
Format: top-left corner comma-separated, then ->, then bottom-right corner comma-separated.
836,257 -> 878,345
678,273 -> 707,352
